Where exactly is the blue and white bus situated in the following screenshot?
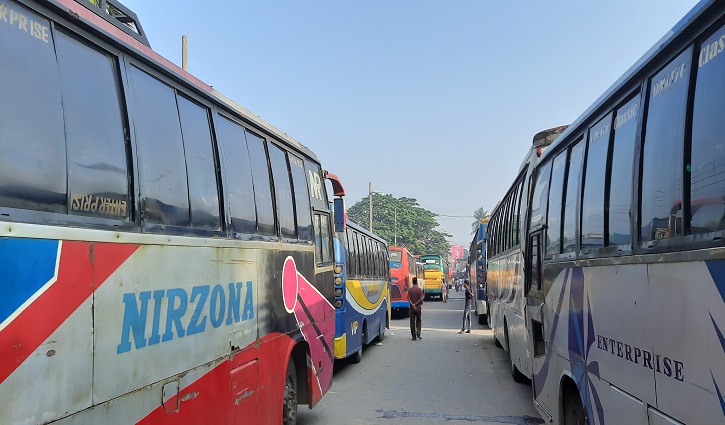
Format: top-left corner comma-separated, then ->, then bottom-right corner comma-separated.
333,220 -> 390,364
468,218 -> 489,324
521,1 -> 725,423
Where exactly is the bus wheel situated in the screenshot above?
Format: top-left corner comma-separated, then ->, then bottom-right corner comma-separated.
376,317 -> 386,342
562,381 -> 588,425
494,334 -> 503,348
510,357 -> 528,383
351,346 -> 362,364
283,359 -> 298,425
478,313 -> 486,325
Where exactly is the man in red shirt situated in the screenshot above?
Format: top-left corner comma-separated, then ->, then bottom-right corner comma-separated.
408,277 -> 424,340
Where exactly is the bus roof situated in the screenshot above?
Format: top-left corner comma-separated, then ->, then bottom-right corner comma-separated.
346,220 -> 388,245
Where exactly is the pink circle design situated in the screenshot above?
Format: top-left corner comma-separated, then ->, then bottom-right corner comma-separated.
282,257 -> 299,313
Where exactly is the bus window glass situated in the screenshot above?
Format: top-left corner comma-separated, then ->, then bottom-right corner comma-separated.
563,140 -> 584,253
346,228 -> 356,276
546,152 -> 567,257
176,96 -> 220,230
641,48 -> 692,241
313,214 -> 324,263
216,116 -> 256,234
608,96 -> 639,245
245,131 -> 276,236
304,159 -> 328,211
530,161 -> 553,229
514,178 -> 525,245
128,66 -> 190,227
502,194 -> 511,251
268,144 -> 296,238
0,6 -> 66,213
318,213 -> 332,264
581,114 -> 612,249
55,31 -> 129,220
690,27 -> 725,234
289,154 -> 313,241
390,250 -> 402,263
509,184 -> 520,246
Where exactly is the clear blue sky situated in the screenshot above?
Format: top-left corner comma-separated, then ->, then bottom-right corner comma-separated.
122,0 -> 700,246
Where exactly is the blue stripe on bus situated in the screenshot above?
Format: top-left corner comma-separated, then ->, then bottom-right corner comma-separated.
0,238 -> 59,324
705,260 -> 725,305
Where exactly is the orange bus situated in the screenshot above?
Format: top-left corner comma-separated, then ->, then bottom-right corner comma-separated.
389,246 -> 419,317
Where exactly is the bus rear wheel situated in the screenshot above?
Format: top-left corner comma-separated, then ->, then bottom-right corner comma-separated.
283,359 -> 298,425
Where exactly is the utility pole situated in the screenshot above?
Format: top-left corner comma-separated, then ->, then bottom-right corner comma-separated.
369,182 -> 373,232
182,35 -> 189,71
394,206 -> 397,245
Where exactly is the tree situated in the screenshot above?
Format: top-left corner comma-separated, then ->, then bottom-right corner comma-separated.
471,207 -> 490,235
346,193 -> 451,259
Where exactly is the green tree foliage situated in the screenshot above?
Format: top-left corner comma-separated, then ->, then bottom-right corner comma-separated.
347,193 -> 451,259
471,207 -> 490,235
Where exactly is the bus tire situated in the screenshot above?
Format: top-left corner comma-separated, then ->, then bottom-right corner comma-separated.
351,346 -> 362,364
376,316 -> 386,342
511,357 -> 528,383
283,358 -> 298,425
562,380 -> 588,425
494,334 -> 503,348
478,314 -> 486,325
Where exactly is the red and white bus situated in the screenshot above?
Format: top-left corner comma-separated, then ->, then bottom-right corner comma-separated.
0,0 -> 343,423
389,246 -> 423,317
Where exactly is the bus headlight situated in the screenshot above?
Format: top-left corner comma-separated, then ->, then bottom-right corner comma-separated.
334,300 -> 343,308
334,265 -> 342,274
335,288 -> 343,297
335,277 -> 342,285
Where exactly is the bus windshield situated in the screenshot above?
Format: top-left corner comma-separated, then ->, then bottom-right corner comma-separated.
389,250 -> 402,262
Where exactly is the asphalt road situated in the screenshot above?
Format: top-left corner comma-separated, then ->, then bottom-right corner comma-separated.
298,292 -> 544,425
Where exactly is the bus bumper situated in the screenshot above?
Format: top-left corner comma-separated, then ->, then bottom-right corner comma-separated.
391,300 -> 409,310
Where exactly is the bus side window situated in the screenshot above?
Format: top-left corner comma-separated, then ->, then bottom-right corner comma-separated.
581,114 -> 612,250
640,47 -> 692,241
176,96 -> 221,231
608,95 -> 640,245
289,154 -> 313,241
546,152 -> 567,257
563,140 -> 585,253
268,144 -> 296,239
690,25 -> 725,235
530,161 -> 553,231
313,213 -> 332,265
55,31 -> 130,221
245,131 -> 276,236
215,115 -> 256,235
0,8 -> 66,214
127,65 -> 190,228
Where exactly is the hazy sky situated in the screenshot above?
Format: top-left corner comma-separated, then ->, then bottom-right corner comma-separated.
122,0 -> 700,246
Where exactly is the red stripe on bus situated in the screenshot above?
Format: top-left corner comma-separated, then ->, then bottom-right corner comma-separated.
0,241 -> 138,384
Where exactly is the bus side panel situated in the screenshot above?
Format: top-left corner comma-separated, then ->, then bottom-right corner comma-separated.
648,261 -> 725,425
0,239 -> 137,425
337,277 -> 388,357
94,244 -> 259,404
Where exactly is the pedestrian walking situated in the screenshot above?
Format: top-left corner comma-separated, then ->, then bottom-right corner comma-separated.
408,277 -> 424,340
441,278 -> 448,302
458,280 -> 473,334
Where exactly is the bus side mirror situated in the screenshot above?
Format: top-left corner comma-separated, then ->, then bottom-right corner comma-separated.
333,198 -> 346,232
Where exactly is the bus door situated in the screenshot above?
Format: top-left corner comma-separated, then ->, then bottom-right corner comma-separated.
525,230 -> 547,400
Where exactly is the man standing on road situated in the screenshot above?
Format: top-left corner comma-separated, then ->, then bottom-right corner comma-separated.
408,277 -> 424,340
458,280 -> 473,334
